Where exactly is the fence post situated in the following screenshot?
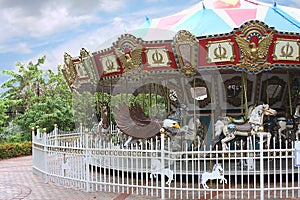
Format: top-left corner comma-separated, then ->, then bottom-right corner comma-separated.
36,126 -> 40,140
54,124 -> 58,146
85,130 -> 90,192
160,132 -> 165,200
80,123 -> 83,148
43,128 -> 48,183
31,127 -> 35,169
259,133 -> 264,200
31,127 -> 35,143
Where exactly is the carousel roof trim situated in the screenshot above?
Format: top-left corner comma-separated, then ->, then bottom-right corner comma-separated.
61,1 -> 300,90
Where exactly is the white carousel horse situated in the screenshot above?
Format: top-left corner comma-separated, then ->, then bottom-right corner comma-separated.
200,163 -> 227,189
215,104 -> 277,150
277,105 -> 300,140
150,159 -> 174,186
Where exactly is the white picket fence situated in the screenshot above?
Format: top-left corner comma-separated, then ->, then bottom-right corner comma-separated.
32,124 -> 300,200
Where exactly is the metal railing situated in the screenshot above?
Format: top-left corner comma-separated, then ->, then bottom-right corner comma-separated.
32,125 -> 300,199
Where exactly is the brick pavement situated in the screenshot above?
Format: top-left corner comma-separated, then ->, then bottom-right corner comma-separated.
1,156 -> 299,200
0,156 -> 157,200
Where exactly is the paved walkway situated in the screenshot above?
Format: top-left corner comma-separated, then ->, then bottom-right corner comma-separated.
1,156 -> 299,200
0,156 -> 157,200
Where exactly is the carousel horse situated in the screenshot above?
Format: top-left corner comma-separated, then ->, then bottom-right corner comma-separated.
167,103 -> 205,150
200,163 -> 227,189
171,118 -> 205,150
277,105 -> 300,141
150,159 -> 174,186
95,104 -> 110,134
214,104 -> 277,150
90,105 -> 111,145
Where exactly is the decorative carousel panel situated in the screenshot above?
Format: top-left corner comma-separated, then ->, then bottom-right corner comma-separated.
100,53 -> 120,75
234,21 -> 274,73
273,38 -> 300,62
144,46 -> 171,68
93,49 -> 122,79
206,39 -> 235,63
173,30 -> 198,76
79,48 -> 99,84
73,57 -> 90,81
62,52 -> 77,89
143,42 -> 177,70
114,34 -> 143,73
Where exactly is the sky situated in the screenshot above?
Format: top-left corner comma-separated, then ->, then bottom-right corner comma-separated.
0,0 -> 300,91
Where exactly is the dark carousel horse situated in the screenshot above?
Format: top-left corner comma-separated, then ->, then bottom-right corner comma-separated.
272,104 -> 300,148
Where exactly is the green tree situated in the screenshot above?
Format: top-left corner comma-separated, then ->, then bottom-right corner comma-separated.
0,99 -> 9,133
1,56 -> 75,140
1,56 -> 46,113
72,91 -> 97,128
18,68 -> 75,134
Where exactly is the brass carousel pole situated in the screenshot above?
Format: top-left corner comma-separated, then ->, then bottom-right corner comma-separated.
110,79 -> 113,134
149,83 -> 152,117
287,69 -> 293,116
125,77 -> 128,104
193,77 -> 197,147
166,77 -> 170,115
101,82 -> 105,120
142,83 -> 145,111
242,71 -> 248,117
155,83 -> 158,116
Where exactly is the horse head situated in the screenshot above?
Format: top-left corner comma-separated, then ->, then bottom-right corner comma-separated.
249,104 -> 276,125
151,159 -> 161,170
213,163 -> 223,172
262,104 -> 277,116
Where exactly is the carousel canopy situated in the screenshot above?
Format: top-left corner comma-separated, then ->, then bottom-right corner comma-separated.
61,0 -> 300,91
136,0 -> 300,40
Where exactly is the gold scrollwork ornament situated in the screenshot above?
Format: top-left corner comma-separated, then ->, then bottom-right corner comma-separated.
115,44 -> 142,72
152,50 -> 164,64
280,42 -> 294,59
105,58 -> 114,71
235,32 -> 273,72
214,44 -> 227,60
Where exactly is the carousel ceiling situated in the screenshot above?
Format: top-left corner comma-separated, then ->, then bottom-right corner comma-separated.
61,0 -> 300,90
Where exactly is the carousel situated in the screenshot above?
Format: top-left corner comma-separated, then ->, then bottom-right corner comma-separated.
61,0 -> 300,151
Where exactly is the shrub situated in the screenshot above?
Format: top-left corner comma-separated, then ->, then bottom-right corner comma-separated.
0,121 -> 24,143
0,141 -> 32,160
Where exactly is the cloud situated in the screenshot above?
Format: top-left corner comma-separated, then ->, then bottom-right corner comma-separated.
14,43 -> 32,54
291,0 -> 300,8
0,0 -> 127,43
0,42 -> 31,55
33,13 -> 146,73
98,0 -> 125,12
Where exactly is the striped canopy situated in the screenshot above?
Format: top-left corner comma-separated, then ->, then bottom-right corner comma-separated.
135,0 -> 300,40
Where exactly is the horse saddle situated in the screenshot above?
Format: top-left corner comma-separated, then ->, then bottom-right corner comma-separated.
229,122 -> 252,132
228,116 -> 246,125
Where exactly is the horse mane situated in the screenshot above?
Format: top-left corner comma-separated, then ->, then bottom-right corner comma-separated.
213,163 -> 221,171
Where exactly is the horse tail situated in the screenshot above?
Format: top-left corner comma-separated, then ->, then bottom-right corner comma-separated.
214,120 -> 225,138
200,174 -> 202,183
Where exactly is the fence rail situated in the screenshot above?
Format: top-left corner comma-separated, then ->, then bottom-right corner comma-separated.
32,125 -> 300,199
